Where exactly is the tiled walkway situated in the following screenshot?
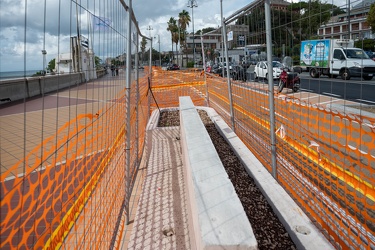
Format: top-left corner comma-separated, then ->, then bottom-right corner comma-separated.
125,127 -> 191,249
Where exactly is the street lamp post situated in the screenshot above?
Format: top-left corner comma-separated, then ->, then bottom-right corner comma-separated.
155,34 -> 161,67
158,35 -> 161,67
147,25 -> 153,65
187,0 -> 198,67
42,50 -> 47,75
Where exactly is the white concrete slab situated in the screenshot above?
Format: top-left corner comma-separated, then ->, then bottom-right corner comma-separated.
179,96 -> 258,250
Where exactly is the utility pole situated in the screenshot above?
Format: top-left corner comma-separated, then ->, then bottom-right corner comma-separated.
158,34 -> 161,67
187,0 -> 198,67
147,25 -> 153,64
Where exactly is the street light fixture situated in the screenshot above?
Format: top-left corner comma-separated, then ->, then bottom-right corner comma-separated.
187,0 -> 198,67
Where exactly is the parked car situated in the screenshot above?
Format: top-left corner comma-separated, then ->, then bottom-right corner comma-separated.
167,64 -> 180,70
253,61 -> 283,80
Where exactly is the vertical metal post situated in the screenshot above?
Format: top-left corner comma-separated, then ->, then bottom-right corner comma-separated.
147,37 -> 152,120
125,0 -> 132,225
192,7 -> 195,67
149,38 -> 152,72
158,35 -> 161,67
220,0 -> 224,77
187,0 -> 197,67
347,0 -> 351,39
265,0 -> 277,179
222,19 -> 235,131
200,36 -> 209,106
135,33 -> 140,171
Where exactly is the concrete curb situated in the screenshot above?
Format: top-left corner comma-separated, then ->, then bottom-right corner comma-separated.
198,106 -> 334,250
179,96 -> 258,250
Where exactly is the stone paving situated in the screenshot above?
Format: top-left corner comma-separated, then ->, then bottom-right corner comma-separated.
127,127 -> 191,250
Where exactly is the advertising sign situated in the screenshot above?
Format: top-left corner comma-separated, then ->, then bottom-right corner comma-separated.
300,40 -> 330,67
227,31 -> 233,41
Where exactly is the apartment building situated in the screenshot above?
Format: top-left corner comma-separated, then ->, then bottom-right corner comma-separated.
318,0 -> 375,40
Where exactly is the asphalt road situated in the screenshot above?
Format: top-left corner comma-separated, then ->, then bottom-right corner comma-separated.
245,68 -> 375,105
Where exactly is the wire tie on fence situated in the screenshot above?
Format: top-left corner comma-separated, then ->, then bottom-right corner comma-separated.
309,141 -> 321,161
275,125 -> 285,139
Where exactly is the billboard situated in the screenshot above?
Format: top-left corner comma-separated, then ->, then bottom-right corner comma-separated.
300,40 -> 330,67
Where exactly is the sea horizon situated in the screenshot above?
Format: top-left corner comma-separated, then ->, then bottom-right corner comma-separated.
0,70 -> 42,80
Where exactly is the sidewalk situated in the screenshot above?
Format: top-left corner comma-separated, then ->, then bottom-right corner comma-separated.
125,127 -> 191,249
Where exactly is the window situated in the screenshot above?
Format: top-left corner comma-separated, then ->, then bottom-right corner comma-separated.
333,49 -> 344,59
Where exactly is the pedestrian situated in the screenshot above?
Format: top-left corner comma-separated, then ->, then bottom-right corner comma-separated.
111,65 -> 115,76
115,67 -> 119,76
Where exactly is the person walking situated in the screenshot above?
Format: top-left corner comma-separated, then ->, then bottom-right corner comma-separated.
111,65 -> 115,76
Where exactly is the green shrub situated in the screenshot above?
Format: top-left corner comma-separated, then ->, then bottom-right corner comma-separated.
187,61 -> 194,68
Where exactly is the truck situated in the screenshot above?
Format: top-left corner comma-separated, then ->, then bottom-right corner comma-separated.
300,39 -> 375,80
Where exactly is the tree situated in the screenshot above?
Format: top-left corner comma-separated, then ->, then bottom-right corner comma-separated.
236,0 -> 343,58
201,27 -> 215,34
94,56 -> 101,67
179,10 -> 191,66
179,10 -> 191,48
167,17 -> 178,61
354,39 -> 375,51
47,58 -> 55,72
368,3 -> 375,33
140,37 -> 147,63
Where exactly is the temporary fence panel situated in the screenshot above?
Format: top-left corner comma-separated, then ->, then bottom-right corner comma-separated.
0,0 -> 150,249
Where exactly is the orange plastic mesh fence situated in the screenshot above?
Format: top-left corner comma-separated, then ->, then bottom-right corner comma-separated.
2,67 -> 375,249
149,68 -> 207,109
0,75 -> 149,249
150,70 -> 375,249
207,75 -> 375,249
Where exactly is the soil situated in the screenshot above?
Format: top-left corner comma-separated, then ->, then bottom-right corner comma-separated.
157,109 -> 297,250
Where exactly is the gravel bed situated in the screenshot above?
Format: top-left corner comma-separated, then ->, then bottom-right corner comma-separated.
157,109 -> 296,250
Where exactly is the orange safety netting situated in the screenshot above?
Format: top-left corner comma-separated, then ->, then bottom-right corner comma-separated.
2,67 -> 375,249
1,75 -> 149,249
150,68 -> 375,249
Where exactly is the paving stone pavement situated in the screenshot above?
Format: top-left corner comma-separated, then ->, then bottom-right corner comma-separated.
127,127 -> 191,250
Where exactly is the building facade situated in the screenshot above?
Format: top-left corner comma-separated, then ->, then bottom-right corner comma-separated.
318,0 -> 375,40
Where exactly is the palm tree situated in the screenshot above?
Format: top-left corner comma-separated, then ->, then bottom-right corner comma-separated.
179,10 -> 190,31
178,10 -> 191,66
167,17 -> 178,62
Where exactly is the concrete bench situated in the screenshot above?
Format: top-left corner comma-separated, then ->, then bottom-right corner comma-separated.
179,96 -> 257,250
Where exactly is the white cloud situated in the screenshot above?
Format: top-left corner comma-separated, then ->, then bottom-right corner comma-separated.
0,0 -> 354,72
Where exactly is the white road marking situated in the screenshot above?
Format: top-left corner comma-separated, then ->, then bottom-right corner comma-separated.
322,92 -> 341,97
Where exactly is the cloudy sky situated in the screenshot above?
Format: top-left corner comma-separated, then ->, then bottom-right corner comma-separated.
0,0 -> 347,72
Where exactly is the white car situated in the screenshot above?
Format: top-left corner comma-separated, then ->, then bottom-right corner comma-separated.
253,61 -> 283,80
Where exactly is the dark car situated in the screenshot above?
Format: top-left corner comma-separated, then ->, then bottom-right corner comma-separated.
167,64 -> 180,70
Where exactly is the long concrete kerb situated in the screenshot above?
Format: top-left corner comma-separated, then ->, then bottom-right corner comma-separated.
179,96 -> 258,250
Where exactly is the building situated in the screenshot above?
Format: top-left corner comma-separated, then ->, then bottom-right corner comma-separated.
318,0 -> 375,40
184,0 -> 291,64
184,24 -> 250,64
55,36 -> 97,81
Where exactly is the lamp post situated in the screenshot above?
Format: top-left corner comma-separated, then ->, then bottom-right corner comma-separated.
41,49 -> 47,75
187,0 -> 198,67
147,25 -> 153,64
154,34 -> 161,67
